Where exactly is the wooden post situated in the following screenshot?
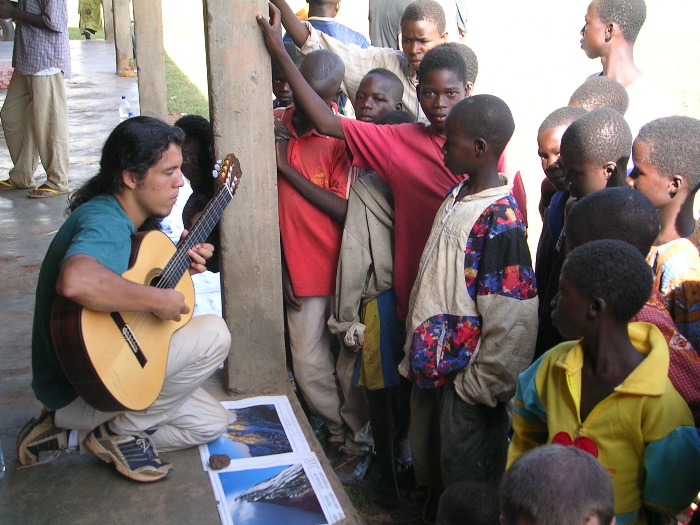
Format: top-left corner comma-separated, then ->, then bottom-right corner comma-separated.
102,0 -> 114,42
112,0 -> 134,75
132,0 -> 167,120
203,0 -> 286,395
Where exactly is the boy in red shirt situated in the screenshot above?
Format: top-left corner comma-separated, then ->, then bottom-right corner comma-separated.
260,8 -> 488,324
274,49 -> 373,477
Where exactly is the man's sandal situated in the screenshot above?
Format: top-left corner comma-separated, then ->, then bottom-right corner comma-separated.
27,184 -> 69,199
0,179 -> 22,190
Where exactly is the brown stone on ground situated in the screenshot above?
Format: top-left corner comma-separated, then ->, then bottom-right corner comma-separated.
209,454 -> 231,470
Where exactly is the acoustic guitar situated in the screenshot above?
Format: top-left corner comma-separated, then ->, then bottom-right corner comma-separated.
51,154 -> 242,412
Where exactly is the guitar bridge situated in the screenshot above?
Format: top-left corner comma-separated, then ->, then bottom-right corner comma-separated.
110,312 -> 148,368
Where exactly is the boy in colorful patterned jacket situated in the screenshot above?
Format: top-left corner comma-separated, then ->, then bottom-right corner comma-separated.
399,95 -> 538,507
509,239 -> 700,525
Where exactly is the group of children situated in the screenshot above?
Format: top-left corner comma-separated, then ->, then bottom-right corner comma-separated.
251,0 -> 700,523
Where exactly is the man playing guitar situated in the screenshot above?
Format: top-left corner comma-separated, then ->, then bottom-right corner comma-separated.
17,117 -> 231,482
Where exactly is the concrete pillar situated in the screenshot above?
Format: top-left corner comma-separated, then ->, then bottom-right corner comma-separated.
203,0 -> 286,395
132,0 -> 167,120
112,0 -> 134,75
103,0 -> 114,42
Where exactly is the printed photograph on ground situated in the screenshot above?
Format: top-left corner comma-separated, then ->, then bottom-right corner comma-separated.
217,463 -> 327,525
208,404 -> 293,459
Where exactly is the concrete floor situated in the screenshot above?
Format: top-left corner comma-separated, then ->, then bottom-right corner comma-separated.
0,40 -> 360,525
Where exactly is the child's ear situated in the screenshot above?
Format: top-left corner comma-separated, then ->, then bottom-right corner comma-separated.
669,174 -> 686,196
588,297 -> 606,320
395,101 -> 403,111
603,161 -> 618,182
474,138 -> 487,157
465,82 -> 474,97
604,22 -> 615,42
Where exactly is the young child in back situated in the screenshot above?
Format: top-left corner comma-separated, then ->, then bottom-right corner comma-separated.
437,481 -> 500,525
273,49 -> 373,480
174,115 -> 220,273
502,445 -> 615,525
535,106 -> 587,217
568,76 -> 629,115
535,107 -> 632,357
325,70 -> 408,495
509,239 -> 700,524
271,43 -> 300,109
564,187 -> 700,426
401,95 -> 537,516
629,116 -> 700,351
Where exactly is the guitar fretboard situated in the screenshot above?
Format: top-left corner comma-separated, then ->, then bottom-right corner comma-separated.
157,178 -> 236,290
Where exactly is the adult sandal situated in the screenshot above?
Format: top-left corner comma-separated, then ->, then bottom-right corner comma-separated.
0,179 -> 21,190
27,184 -> 69,199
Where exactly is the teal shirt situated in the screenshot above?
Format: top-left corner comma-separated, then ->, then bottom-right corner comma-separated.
32,195 -> 136,409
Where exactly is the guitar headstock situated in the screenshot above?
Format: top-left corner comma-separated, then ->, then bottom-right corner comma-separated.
214,153 -> 242,195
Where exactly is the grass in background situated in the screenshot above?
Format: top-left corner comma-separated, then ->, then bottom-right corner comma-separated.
68,27 -> 209,119
164,52 -> 209,119
68,26 -> 105,40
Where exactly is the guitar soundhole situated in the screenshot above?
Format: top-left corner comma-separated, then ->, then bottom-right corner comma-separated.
145,268 -> 163,287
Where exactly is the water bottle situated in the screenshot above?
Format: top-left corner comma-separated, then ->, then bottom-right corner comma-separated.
119,96 -> 131,122
128,112 -> 134,119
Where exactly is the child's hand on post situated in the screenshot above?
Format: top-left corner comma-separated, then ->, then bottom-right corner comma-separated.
256,3 -> 284,54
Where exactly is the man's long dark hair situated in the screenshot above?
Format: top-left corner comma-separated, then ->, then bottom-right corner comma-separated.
67,117 -> 185,214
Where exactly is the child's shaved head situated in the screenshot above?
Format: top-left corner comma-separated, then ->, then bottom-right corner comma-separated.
417,44 -> 467,86
364,68 -> 405,102
299,49 -> 345,101
401,0 -> 446,34
564,239 -> 653,323
565,187 -> 659,255
637,116 -> 700,192
538,106 -> 587,134
569,76 -> 629,115
440,42 -> 479,84
449,95 -> 515,157
593,0 -> 647,44
561,107 -> 632,172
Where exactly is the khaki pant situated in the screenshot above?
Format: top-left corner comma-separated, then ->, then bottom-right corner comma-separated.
55,315 -> 231,453
287,296 -> 372,454
0,72 -> 69,190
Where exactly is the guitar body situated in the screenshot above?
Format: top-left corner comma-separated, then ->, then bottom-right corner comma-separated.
52,230 -> 195,412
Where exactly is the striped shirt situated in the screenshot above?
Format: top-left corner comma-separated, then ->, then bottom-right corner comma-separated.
13,0 -> 70,77
300,22 -> 425,124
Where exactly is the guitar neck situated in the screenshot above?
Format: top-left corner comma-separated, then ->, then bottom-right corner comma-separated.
157,184 -> 233,290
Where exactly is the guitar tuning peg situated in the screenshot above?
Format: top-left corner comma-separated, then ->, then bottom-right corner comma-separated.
212,169 -> 218,178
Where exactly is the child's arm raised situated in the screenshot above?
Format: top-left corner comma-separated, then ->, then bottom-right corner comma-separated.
258,4 -> 344,140
267,0 -> 310,49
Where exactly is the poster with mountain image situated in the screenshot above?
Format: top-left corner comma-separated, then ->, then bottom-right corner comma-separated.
199,397 -> 344,525
200,396 -> 310,468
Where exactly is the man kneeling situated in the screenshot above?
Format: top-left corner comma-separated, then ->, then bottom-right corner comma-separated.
17,117 -> 231,482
